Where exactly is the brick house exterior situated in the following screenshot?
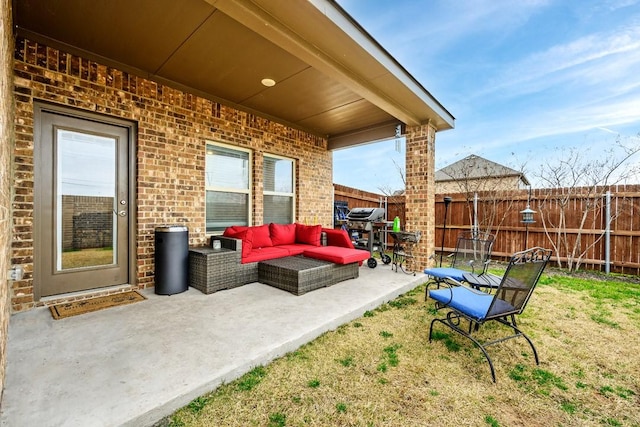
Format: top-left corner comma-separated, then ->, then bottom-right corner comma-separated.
435,154 -> 529,194
11,37 -> 337,311
1,0 -> 453,398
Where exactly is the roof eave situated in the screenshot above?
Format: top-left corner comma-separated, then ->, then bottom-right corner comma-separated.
210,0 -> 455,134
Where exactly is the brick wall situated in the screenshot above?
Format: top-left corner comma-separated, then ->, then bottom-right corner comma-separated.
62,196 -> 114,250
11,37 -> 333,312
436,175 -> 522,194
1,0 -> 14,400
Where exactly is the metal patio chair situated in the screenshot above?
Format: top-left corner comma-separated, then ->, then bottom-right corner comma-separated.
423,231 -> 495,298
427,247 -> 552,382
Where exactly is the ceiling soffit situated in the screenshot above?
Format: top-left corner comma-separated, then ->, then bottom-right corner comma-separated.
13,0 -> 454,148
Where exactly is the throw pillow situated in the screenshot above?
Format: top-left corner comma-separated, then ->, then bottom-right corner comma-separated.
250,224 -> 273,248
269,223 -> 296,245
295,223 -> 322,246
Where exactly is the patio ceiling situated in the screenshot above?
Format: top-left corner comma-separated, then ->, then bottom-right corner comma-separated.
13,0 -> 454,149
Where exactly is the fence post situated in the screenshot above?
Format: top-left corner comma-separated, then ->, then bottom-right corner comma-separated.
440,196 -> 452,267
605,190 -> 611,274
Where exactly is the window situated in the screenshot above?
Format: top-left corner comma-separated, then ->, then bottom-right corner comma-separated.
205,143 -> 251,233
263,155 -> 295,224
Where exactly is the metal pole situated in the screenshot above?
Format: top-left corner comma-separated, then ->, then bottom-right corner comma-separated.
605,191 -> 611,274
383,196 -> 388,251
473,192 -> 478,237
440,196 -> 452,267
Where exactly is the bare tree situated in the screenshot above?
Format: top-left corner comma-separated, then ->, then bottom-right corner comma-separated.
378,158 -> 406,223
438,155 -> 528,239
535,137 -> 640,271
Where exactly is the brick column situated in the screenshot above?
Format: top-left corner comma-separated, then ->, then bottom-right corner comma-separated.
0,0 -> 14,398
405,123 -> 436,271
252,151 -> 264,225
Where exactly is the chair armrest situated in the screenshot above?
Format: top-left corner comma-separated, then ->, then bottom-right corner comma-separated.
480,260 -> 492,273
211,236 -> 241,252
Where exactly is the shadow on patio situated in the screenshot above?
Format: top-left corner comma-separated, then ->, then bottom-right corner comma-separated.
0,263 -> 424,426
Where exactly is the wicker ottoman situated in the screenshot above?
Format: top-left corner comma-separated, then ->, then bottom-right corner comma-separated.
189,247 -> 242,294
330,262 -> 359,283
258,256 -> 336,295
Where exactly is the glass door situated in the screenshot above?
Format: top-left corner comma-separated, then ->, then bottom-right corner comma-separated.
35,107 -> 132,298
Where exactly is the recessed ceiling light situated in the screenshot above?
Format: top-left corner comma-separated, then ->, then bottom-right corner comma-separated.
261,78 -> 276,87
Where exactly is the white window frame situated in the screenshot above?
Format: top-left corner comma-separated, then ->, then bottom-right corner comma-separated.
263,153 -> 295,224
205,141 -> 252,234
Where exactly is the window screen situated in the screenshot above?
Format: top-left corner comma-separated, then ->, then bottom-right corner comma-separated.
263,155 -> 294,224
206,144 -> 250,233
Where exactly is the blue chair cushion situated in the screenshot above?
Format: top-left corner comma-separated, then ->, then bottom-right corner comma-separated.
424,267 -> 466,282
429,286 -> 515,320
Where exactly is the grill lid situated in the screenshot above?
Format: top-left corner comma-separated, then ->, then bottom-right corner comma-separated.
346,207 -> 386,222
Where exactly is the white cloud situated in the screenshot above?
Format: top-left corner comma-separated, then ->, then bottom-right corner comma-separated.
475,23 -> 640,100
335,0 -> 640,189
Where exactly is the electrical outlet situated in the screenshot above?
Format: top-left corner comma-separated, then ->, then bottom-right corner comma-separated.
8,266 -> 23,281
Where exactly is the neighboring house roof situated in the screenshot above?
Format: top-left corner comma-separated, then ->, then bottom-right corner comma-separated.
435,155 -> 530,186
14,0 -> 454,149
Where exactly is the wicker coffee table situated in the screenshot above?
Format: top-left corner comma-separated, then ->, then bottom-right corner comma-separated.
258,256 -> 336,295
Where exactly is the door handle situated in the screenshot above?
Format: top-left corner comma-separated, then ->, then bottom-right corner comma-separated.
118,210 -> 127,217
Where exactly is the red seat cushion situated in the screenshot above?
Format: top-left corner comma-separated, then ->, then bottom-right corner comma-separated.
303,246 -> 370,264
242,247 -> 290,264
276,244 -> 310,256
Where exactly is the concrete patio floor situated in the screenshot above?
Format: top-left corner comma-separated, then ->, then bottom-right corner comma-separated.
0,263 -> 424,427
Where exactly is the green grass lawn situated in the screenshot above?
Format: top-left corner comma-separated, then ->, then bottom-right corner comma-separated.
62,247 -> 113,269
166,271 -> 640,427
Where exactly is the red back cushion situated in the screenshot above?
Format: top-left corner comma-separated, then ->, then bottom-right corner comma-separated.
250,224 -> 273,248
269,223 -> 296,246
222,227 -> 253,258
323,228 -> 355,249
223,226 -> 248,237
295,223 -> 322,246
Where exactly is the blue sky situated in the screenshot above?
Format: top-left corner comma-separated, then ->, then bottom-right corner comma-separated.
332,0 -> 640,193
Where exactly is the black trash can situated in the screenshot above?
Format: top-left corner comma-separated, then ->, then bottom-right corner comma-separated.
155,225 -> 189,295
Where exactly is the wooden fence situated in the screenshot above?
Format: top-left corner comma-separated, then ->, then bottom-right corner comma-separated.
334,183 -> 640,275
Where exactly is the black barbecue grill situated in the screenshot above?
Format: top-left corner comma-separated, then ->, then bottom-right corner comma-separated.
346,207 -> 392,268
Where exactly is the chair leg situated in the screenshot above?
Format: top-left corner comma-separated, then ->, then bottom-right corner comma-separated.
494,315 -> 539,365
429,314 -> 497,382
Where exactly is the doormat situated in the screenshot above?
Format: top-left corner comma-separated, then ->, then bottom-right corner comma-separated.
49,291 -> 146,320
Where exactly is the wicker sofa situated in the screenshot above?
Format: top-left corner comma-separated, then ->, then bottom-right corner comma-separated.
192,223 -> 370,293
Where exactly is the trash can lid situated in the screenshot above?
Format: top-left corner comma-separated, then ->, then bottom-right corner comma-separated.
155,225 -> 188,232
